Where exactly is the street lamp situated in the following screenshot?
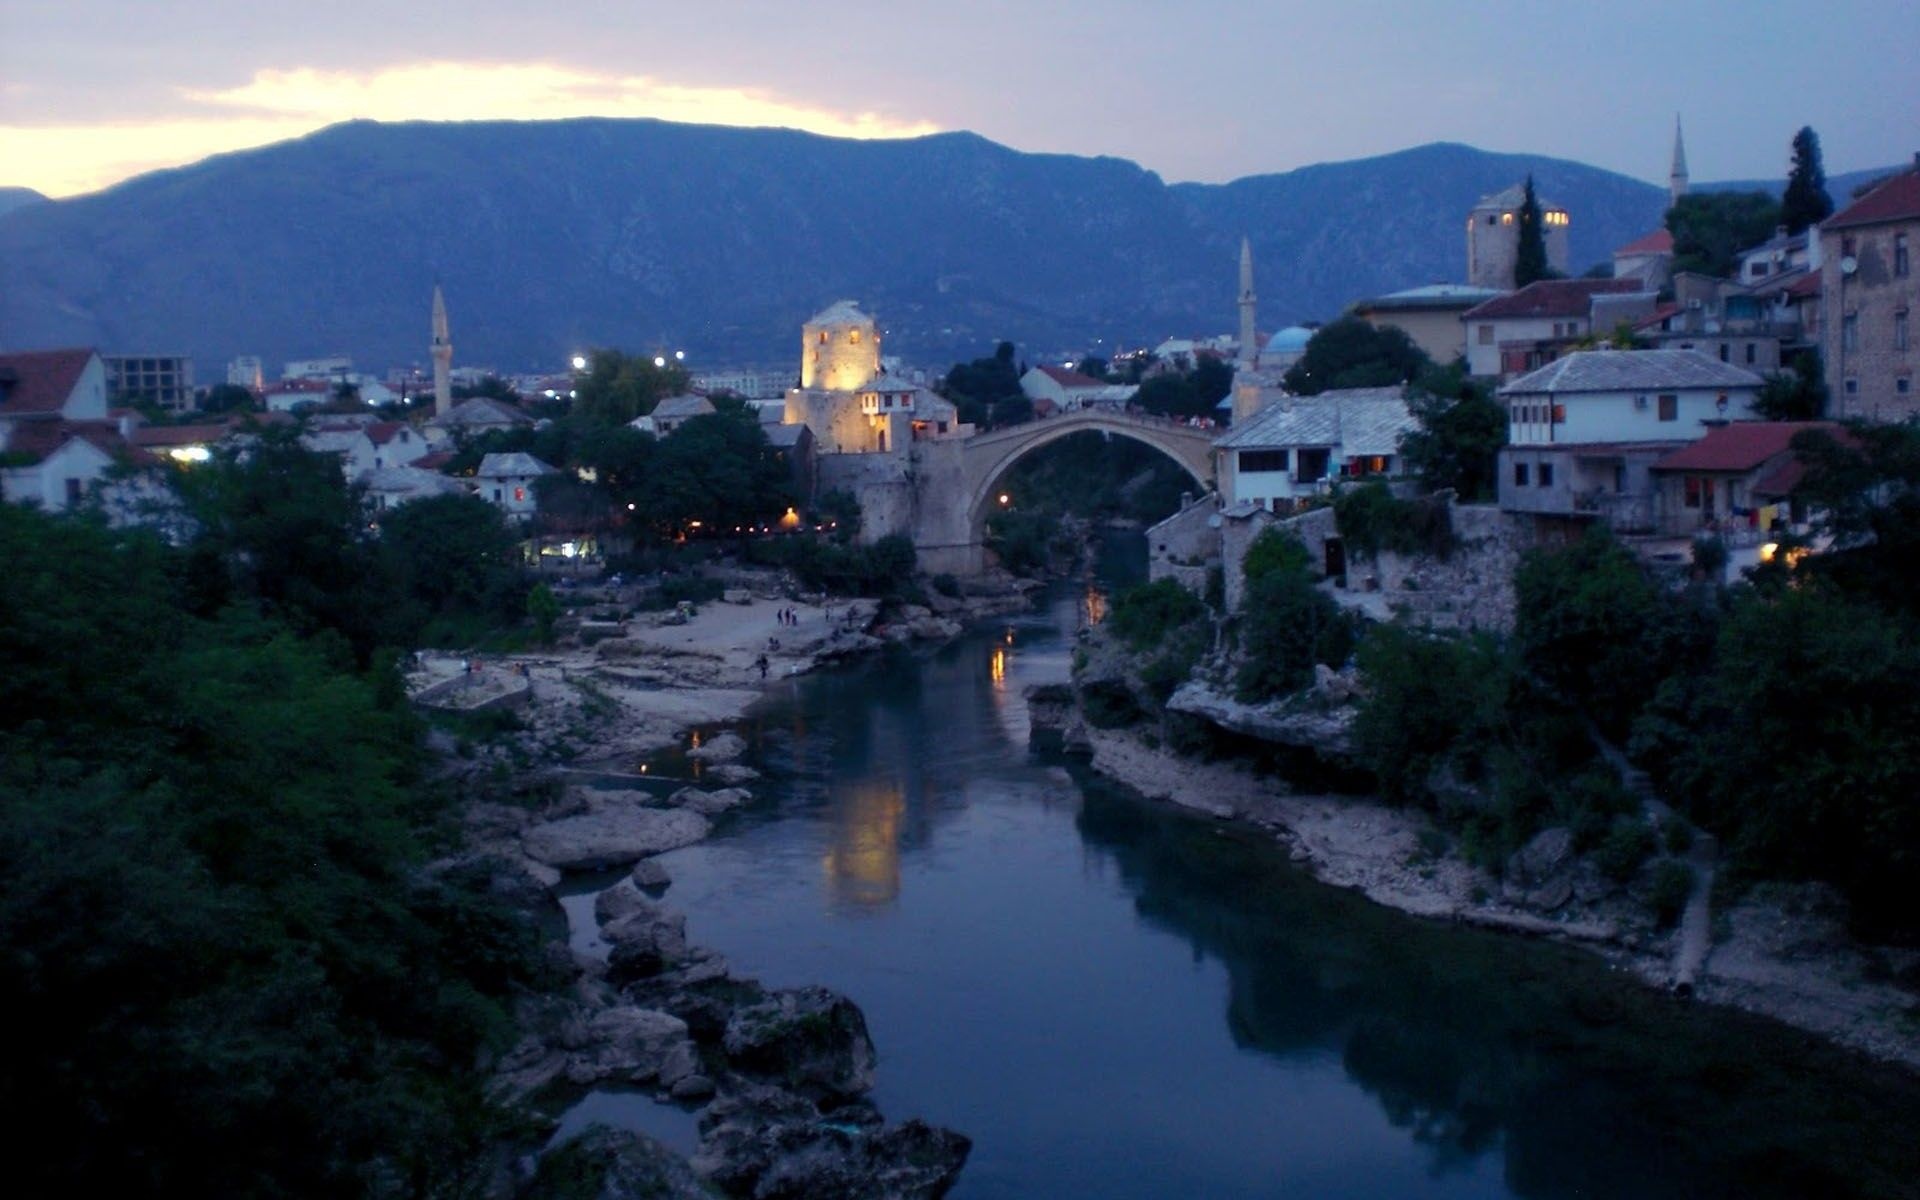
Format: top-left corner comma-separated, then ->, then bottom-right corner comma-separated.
571,355 -> 587,371
674,350 -> 686,362
653,356 -> 667,369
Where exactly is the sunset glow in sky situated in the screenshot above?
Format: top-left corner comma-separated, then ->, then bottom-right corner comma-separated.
3,0 -> 1917,198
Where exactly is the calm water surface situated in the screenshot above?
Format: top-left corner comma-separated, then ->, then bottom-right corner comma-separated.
602,541 -> 1920,1199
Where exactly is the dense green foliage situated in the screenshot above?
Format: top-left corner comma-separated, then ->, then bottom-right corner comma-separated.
1133,357 -> 1234,420
940,342 -> 1023,429
1514,175 -> 1551,287
571,349 -> 691,425
1234,540 -> 1354,702
1333,482 -> 1453,560
1282,317 -> 1430,395
1398,364 -> 1507,500
1108,578 -> 1208,651
0,500 -> 545,1195
1666,191 -> 1782,279
1754,350 -> 1829,421
745,533 -> 919,598
1781,126 -> 1835,235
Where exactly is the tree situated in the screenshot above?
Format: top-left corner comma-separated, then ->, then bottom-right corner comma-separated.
1399,363 -> 1507,500
1514,175 -> 1551,287
1754,350 -> 1829,421
527,582 -> 560,643
377,493 -> 526,639
452,373 -> 522,403
940,342 -> 1024,429
1235,539 -> 1353,702
1076,355 -> 1110,381
1281,317 -> 1429,396
1666,191 -> 1782,279
1781,126 -> 1834,235
199,382 -> 256,413
572,349 -> 690,426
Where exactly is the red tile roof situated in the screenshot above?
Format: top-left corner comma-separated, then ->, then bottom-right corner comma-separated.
0,348 -> 97,415
1783,271 -> 1822,299
1035,364 -> 1107,389
2,419 -> 151,466
1614,229 -> 1674,256
1823,169 -> 1920,231
413,450 -> 456,471
365,420 -> 414,444
130,423 -> 230,448
1650,421 -> 1838,473
1633,302 -> 1682,331
1463,279 -> 1644,321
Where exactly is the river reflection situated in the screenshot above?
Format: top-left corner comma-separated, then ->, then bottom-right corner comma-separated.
641,540 -> 1920,1200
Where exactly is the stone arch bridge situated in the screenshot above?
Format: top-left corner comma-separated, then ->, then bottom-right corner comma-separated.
905,408 -> 1217,574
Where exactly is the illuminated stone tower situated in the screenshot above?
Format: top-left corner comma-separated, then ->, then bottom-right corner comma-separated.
430,283 -> 452,418
1467,183 -> 1571,289
1237,236 -> 1258,368
1669,114 -> 1690,206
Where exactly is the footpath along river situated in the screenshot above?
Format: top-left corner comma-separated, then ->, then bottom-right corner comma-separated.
563,539 -> 1920,1199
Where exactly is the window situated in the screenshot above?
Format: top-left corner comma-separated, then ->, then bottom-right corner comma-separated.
1514,461 -> 1530,487
64,478 -> 83,505
1843,313 -> 1859,352
1750,261 -> 1769,278
1552,404 -> 1565,423
849,330 -> 861,345
1897,233 -> 1910,278
1897,310 -> 1910,352
1842,236 -> 1856,258
1538,462 -> 1554,487
1746,343 -> 1757,365
513,487 -> 526,503
1684,477 -> 1705,508
1478,324 -> 1494,345
1657,394 -> 1678,421
1845,378 -> 1859,395
1719,344 -> 1731,362
818,331 -> 827,344
1898,378 -> 1912,395
1239,449 -> 1289,473
1295,448 -> 1331,481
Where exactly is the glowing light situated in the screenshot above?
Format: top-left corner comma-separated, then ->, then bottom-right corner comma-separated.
1760,542 -> 1779,562
689,520 -> 702,528
571,355 -> 588,371
674,350 -> 685,361
998,493 -> 1011,505
990,647 -> 1007,687
779,506 -> 801,530
167,445 -> 211,464
653,356 -> 667,368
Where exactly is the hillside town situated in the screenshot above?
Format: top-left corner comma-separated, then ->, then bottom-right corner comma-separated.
6,105 -> 1920,1200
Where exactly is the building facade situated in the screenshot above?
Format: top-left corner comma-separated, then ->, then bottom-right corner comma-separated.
1820,161 -> 1919,421
104,354 -> 195,412
1467,182 -> 1571,290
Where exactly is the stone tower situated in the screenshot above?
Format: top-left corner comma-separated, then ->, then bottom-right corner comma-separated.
799,300 -> 880,392
1237,236 -> 1258,368
430,283 -> 452,418
1669,115 -> 1690,206
1467,183 -> 1571,289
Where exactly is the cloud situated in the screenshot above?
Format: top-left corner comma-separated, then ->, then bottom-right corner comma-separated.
2,61 -> 941,196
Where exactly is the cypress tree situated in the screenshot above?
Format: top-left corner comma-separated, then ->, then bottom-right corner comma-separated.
1782,126 -> 1834,235
1514,175 -> 1550,287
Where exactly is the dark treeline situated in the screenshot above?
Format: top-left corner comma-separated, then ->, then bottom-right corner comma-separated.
0,442 -> 553,1195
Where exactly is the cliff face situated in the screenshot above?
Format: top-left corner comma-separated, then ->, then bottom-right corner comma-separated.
0,121 -> 1681,369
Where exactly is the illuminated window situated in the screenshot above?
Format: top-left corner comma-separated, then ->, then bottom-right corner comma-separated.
818,331 -> 827,344
514,487 -> 525,502
849,330 -> 861,345
1501,212 -> 1514,226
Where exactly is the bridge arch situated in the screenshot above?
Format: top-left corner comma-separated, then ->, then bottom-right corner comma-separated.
958,409 -> 1216,540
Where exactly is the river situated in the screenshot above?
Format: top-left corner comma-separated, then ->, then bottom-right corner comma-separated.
563,537 -> 1920,1199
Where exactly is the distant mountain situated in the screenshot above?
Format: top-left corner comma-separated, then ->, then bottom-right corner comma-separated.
1700,167 -> 1902,204
0,187 -> 48,218
0,119 -> 1807,371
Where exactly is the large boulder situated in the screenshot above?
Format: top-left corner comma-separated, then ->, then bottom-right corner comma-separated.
722,986 -> 877,1101
671,786 -> 753,817
525,807 -> 711,871
695,1088 -> 970,1200
528,1127 -> 720,1200
686,731 -> 748,762
601,893 -> 692,985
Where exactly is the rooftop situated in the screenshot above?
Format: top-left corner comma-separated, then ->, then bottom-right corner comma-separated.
1651,421 -> 1839,474
805,299 -> 875,328
1473,182 -> 1566,213
1823,167 -> 1920,232
1033,364 -> 1108,389
1463,278 -> 1644,321
1614,228 -> 1674,257
652,394 -> 716,420
476,452 -> 557,478
1215,386 -> 1414,456
1357,285 -> 1505,312
1500,349 -> 1767,395
0,347 -> 97,415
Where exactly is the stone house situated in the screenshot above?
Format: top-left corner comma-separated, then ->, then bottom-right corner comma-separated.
636,393 -> 715,436
1646,420 -> 1838,541
1820,160 -> 1919,420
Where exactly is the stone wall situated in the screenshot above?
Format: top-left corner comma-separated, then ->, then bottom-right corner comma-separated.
1146,494 -> 1221,594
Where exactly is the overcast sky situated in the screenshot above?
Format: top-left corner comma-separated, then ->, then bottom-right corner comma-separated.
3,0 -> 1916,198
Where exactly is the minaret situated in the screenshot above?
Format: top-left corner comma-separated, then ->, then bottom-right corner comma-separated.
1236,236 -> 1257,369
1669,115 -> 1690,206
429,283 -> 452,418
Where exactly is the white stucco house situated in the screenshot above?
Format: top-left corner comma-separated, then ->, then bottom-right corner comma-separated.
1496,349 -> 1765,531
475,452 -> 556,519
1213,386 -> 1418,512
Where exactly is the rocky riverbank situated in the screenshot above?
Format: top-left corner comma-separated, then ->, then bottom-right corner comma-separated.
1034,677 -> 1920,1073
413,568 -> 1038,1197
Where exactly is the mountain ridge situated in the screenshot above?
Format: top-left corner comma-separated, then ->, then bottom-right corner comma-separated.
0,119 -> 1894,372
